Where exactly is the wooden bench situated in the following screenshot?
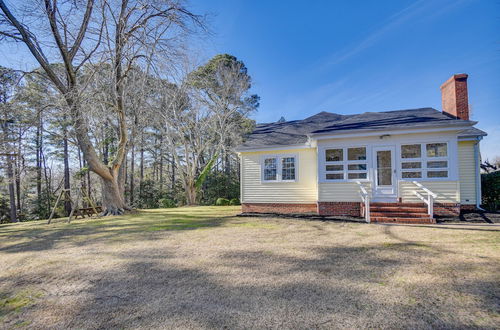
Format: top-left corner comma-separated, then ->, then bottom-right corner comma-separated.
73,206 -> 103,219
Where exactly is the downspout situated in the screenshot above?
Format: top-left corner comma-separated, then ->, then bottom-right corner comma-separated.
473,138 -> 485,210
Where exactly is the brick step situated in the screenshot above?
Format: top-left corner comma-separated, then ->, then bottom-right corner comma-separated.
370,202 -> 425,207
370,206 -> 428,213
371,217 -> 435,224
371,212 -> 429,218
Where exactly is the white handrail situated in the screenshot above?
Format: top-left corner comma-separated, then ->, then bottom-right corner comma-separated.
414,191 -> 426,202
412,181 -> 437,198
412,181 -> 435,218
356,181 -> 370,223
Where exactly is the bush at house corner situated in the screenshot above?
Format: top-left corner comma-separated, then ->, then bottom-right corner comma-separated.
215,198 -> 230,206
481,171 -> 500,211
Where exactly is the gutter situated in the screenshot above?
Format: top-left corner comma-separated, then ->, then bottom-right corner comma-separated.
309,124 -> 475,141
235,142 -> 312,153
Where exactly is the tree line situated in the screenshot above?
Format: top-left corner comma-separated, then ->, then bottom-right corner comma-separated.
0,1 -> 257,222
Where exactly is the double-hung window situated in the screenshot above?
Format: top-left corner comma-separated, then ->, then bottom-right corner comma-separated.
262,155 -> 297,182
263,158 -> 277,181
324,147 -> 367,181
400,142 -> 449,179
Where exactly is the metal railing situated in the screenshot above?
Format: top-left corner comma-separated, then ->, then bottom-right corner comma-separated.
412,181 -> 437,218
356,181 -> 370,223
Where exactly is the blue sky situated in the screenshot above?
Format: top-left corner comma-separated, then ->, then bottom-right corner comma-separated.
0,0 -> 498,160
190,0 -> 500,161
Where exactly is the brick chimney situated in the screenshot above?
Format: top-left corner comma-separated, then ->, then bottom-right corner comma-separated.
440,73 -> 469,120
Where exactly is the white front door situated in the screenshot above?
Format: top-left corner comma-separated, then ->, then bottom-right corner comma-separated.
372,146 -> 397,202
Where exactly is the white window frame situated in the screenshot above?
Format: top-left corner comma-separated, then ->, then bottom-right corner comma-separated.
260,154 -> 298,183
322,146 -> 369,182
400,142 -> 450,181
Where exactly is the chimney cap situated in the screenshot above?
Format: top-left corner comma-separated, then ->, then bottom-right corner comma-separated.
440,73 -> 468,89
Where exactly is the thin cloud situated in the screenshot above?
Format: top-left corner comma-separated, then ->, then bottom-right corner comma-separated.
323,0 -> 468,68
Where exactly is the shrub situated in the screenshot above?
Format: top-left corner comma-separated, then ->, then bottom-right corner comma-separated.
229,198 -> 240,205
482,171 -> 500,211
158,198 -> 176,208
215,198 -> 230,206
199,171 -> 240,206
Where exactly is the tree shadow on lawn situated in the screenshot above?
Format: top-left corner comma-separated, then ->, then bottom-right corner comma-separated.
0,213 -> 236,254
1,213 -> 498,328
76,249 -> 498,328
379,223 -> 500,232
3,238 -> 497,328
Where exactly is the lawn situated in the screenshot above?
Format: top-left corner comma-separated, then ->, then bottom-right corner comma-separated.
0,206 -> 499,329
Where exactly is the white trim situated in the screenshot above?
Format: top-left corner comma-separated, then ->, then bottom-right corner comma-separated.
474,141 -> 482,207
239,153 -> 244,203
260,154 -> 299,183
319,145 -> 369,183
317,136 -> 459,185
372,145 -> 398,201
310,125 -> 473,141
398,141 -> 452,181
236,144 -> 311,153
458,136 -> 484,141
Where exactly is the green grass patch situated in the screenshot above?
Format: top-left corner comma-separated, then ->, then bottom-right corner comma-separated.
0,289 -> 44,320
0,206 -> 242,249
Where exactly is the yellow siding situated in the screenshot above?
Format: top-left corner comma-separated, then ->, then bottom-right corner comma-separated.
318,182 -> 372,202
240,148 -> 318,203
458,141 -> 477,204
400,181 -> 459,203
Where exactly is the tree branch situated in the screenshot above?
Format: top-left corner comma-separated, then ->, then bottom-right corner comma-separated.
0,0 -> 67,93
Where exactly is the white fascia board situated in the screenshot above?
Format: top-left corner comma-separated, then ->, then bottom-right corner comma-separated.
236,143 -> 312,153
309,125 -> 473,141
458,136 -> 483,141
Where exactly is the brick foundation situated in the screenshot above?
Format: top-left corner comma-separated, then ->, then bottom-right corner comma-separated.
242,201 -> 473,220
241,203 -> 318,214
318,202 -> 361,217
460,204 -> 477,212
433,203 -> 461,216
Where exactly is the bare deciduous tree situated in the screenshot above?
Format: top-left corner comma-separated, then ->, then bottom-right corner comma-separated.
0,0 -> 204,215
157,54 -> 257,205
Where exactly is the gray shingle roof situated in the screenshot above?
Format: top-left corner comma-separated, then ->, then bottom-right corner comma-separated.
237,108 -> 483,150
457,127 -> 487,138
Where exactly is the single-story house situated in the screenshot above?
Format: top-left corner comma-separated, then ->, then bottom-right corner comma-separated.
236,74 -> 487,223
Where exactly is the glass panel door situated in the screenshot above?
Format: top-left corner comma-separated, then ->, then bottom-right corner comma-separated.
372,146 -> 397,201
376,150 -> 392,186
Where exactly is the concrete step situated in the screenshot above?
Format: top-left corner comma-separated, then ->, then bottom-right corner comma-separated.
371,217 -> 435,224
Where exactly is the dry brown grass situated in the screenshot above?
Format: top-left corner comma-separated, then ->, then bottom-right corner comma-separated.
0,206 -> 499,329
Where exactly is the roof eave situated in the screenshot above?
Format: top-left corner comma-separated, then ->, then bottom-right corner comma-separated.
235,143 -> 312,153
309,121 -> 476,138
